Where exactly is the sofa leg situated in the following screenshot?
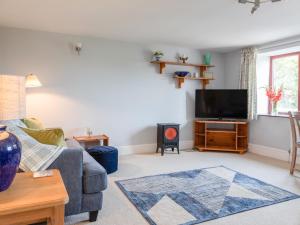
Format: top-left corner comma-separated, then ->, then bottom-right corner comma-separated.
89,211 -> 99,222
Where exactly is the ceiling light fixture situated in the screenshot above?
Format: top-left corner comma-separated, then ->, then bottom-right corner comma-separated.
238,0 -> 282,14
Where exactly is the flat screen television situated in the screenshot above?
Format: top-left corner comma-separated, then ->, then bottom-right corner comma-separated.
195,89 -> 248,119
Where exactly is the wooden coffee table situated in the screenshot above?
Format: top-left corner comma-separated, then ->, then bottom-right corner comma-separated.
0,169 -> 69,225
74,134 -> 110,149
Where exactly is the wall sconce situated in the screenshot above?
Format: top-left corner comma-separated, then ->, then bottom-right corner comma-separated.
75,42 -> 83,55
25,74 -> 42,88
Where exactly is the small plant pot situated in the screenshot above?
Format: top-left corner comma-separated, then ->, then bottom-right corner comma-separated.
155,56 -> 162,61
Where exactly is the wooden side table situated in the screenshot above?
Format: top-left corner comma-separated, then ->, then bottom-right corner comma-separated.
74,134 -> 110,149
0,169 -> 69,225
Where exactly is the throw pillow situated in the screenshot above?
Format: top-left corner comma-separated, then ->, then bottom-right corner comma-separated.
20,127 -> 66,147
22,118 -> 45,130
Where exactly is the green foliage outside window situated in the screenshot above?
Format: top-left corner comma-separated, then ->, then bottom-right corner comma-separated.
273,55 -> 298,112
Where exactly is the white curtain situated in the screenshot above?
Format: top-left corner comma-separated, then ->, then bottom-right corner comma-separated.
240,47 -> 257,120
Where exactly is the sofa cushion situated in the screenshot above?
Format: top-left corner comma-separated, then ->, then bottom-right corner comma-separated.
82,151 -> 107,194
20,127 -> 66,147
21,118 -> 44,130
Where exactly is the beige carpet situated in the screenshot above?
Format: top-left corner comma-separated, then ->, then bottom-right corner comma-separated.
65,150 -> 300,225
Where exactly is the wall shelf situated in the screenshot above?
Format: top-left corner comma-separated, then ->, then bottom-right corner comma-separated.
151,60 -> 215,89
206,128 -> 236,134
174,76 -> 214,89
151,61 -> 214,74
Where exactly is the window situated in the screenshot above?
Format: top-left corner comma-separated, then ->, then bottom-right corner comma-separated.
269,52 -> 300,113
256,50 -> 300,115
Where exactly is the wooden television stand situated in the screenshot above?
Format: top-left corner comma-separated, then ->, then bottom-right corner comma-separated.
194,119 -> 248,154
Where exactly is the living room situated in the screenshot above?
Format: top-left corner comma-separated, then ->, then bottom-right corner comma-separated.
0,0 -> 300,225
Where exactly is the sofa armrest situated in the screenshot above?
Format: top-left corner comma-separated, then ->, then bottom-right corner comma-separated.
83,151 -> 108,193
47,147 -> 83,215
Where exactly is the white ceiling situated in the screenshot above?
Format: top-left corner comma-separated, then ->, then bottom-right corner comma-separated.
0,0 -> 299,52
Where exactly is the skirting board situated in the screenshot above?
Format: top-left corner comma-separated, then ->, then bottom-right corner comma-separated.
117,141 -> 300,165
117,140 -> 193,156
248,143 -> 300,164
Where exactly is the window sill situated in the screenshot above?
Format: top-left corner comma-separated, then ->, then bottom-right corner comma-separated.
257,113 -> 288,118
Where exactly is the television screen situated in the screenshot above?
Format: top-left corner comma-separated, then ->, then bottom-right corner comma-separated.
195,89 -> 248,119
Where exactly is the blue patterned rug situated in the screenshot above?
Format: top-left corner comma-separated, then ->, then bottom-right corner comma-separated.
116,166 -> 299,225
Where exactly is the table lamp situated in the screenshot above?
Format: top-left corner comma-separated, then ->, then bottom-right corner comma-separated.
26,73 -> 42,88
0,75 -> 25,192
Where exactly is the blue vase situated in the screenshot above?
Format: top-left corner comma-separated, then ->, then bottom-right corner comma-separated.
0,125 -> 21,192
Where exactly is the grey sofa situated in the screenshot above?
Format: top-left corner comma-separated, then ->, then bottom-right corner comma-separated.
48,139 -> 107,222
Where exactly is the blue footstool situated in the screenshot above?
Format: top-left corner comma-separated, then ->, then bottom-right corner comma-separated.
87,146 -> 118,174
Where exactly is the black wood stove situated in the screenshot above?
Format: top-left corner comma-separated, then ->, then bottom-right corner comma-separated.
156,123 -> 180,156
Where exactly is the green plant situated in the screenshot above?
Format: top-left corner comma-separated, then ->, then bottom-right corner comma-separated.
153,51 -> 164,57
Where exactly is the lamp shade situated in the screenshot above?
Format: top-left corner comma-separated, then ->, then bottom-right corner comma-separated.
26,74 -> 42,88
0,75 -> 26,120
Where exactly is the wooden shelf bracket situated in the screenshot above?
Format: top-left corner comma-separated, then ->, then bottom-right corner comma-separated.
159,62 -> 166,74
174,76 -> 214,89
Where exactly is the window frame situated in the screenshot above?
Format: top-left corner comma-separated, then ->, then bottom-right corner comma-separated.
268,51 -> 300,114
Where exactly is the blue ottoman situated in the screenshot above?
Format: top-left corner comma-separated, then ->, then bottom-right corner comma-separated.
87,146 -> 118,174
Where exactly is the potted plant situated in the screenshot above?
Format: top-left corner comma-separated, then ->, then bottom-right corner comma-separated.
265,85 -> 283,115
153,51 -> 164,61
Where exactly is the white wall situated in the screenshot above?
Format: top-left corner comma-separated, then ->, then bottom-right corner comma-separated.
224,50 -> 240,89
0,26 -> 225,149
223,50 -> 290,151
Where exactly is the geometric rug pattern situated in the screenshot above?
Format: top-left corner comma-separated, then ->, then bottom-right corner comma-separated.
116,166 -> 300,225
